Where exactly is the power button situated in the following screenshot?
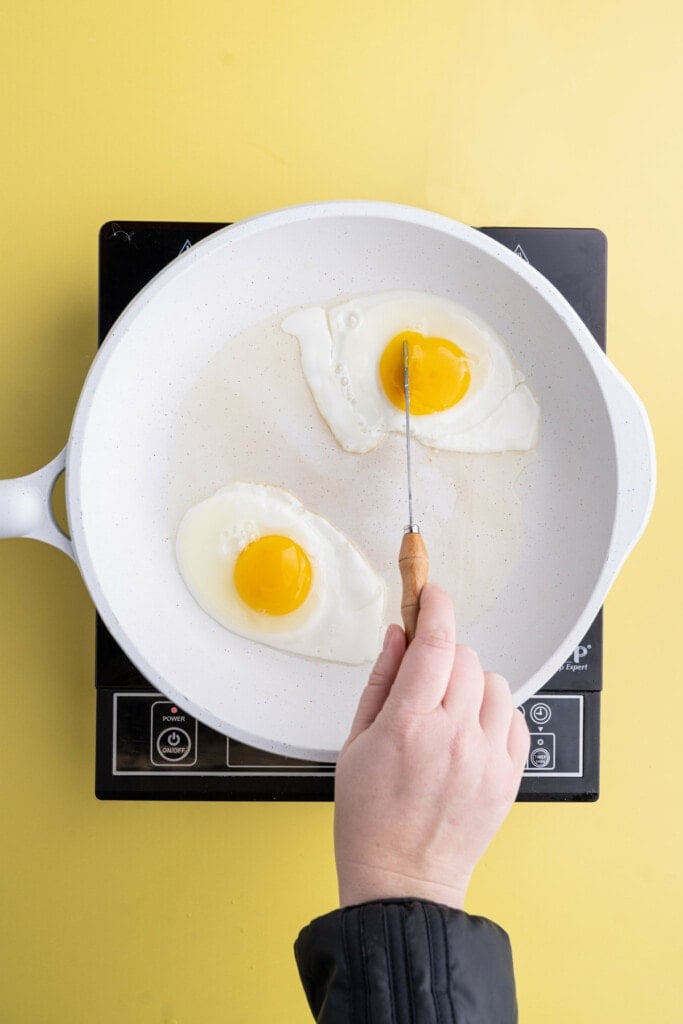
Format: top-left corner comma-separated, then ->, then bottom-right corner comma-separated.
150,701 -> 198,766
156,727 -> 192,762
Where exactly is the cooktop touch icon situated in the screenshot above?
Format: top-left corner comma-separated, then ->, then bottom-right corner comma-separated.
150,701 -> 198,766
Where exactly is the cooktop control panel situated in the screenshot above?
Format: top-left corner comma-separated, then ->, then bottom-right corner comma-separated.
97,685 -> 599,801
115,692 -> 585,776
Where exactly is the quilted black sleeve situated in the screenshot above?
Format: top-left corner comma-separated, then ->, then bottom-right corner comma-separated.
294,898 -> 518,1024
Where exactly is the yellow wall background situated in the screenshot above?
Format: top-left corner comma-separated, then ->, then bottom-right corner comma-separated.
1,1 -> 680,1020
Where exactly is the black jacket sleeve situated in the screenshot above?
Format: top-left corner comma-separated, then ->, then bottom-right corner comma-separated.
294,898 -> 517,1024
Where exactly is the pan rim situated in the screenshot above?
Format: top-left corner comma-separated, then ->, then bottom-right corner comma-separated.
65,201 -> 655,759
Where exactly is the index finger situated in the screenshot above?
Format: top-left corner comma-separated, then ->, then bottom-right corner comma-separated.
385,583 -> 456,715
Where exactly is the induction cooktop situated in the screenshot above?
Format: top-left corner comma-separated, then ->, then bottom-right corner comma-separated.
95,220 -> 604,801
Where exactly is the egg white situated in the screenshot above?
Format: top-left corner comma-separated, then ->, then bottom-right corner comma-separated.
282,290 -> 540,454
175,482 -> 386,664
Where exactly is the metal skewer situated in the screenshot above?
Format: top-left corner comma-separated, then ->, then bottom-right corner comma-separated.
403,341 -> 417,534
399,340 -> 429,641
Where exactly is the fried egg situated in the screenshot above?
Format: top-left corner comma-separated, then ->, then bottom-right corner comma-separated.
176,482 -> 386,664
282,290 -> 540,453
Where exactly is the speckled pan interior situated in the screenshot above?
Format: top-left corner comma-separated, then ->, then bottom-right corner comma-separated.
66,202 -> 655,760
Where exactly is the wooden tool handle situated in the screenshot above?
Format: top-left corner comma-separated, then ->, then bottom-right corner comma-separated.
399,530 -> 429,643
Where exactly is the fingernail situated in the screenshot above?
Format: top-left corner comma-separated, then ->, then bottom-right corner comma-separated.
382,627 -> 392,652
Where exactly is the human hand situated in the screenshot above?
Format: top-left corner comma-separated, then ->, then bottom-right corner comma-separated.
334,583 -> 530,910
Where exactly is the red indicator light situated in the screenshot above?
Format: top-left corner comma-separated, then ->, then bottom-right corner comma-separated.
171,707 -> 178,714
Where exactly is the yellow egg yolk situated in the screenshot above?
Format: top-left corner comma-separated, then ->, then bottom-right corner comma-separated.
379,331 -> 471,415
233,534 -> 313,616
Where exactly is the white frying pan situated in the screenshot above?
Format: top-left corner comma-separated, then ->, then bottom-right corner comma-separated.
0,202 -> 655,761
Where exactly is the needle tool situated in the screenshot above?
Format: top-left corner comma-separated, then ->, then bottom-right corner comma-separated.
398,340 -> 429,642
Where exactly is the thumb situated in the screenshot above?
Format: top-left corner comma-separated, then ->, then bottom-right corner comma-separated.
344,625 -> 406,745
385,583 -> 456,715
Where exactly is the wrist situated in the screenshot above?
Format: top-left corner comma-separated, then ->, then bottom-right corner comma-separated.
337,861 -> 469,911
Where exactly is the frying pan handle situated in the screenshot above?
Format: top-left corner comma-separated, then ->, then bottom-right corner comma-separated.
598,362 -> 656,576
0,447 -> 76,561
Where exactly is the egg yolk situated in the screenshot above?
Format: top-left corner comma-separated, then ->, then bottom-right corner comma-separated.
379,331 -> 471,415
233,534 -> 313,616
